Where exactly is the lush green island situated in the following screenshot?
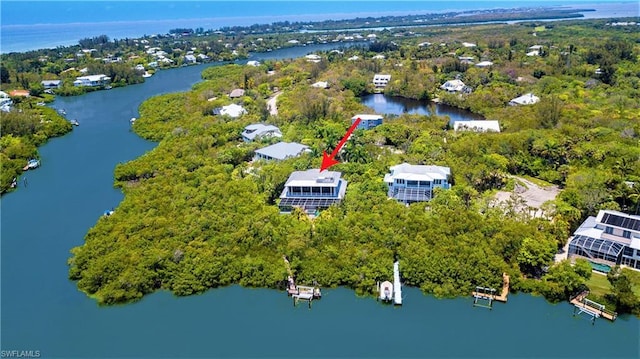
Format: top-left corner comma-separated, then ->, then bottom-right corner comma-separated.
64,16 -> 640,316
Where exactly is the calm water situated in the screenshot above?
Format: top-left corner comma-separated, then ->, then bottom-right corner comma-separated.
1,45 -> 638,358
361,93 -> 485,124
2,1 -> 637,53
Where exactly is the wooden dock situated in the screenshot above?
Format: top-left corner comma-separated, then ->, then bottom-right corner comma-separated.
472,273 -> 510,308
570,291 -> 617,322
283,255 -> 321,308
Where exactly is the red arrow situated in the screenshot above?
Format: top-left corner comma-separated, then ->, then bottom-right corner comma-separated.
320,117 -> 361,172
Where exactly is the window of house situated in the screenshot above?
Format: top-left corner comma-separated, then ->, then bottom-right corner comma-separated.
605,226 -> 613,234
623,246 -> 634,256
623,230 -> 631,239
434,179 -> 441,185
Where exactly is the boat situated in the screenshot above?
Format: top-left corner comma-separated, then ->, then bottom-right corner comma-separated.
378,280 -> 393,302
103,209 -> 114,217
142,72 -> 152,78
130,117 -> 136,124
71,120 -> 79,126
24,159 -> 40,170
58,109 -> 66,116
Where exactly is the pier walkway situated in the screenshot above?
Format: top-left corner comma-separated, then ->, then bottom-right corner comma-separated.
472,273 -> 510,307
570,291 -> 617,322
393,261 -> 402,305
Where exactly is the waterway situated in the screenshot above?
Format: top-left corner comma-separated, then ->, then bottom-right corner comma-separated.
361,93 -> 484,124
1,45 -> 638,359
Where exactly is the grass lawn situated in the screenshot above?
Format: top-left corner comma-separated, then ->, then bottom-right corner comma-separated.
586,272 -> 612,297
534,26 -> 546,32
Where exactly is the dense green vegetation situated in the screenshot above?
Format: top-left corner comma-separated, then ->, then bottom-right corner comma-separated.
67,19 -> 640,315
0,97 -> 73,193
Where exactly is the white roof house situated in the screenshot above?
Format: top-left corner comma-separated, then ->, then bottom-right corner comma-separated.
278,169 -> 348,213
509,93 -> 540,106
453,120 -> 501,133
41,80 -> 62,89
475,61 -> 494,68
254,142 -> 310,161
184,54 -> 197,63
373,74 -> 391,88
372,54 -> 385,60
73,74 -> 110,87
348,55 -> 360,61
462,42 -> 477,48
246,60 -> 261,67
440,79 -> 466,92
384,163 -> 451,184
241,124 -> 282,142
215,103 -> 247,118
311,81 -> 329,89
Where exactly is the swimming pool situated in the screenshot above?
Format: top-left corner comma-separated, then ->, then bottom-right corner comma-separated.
590,262 -> 612,273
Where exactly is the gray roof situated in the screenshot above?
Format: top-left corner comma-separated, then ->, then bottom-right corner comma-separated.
242,123 -> 282,141
285,169 -> 342,187
254,142 -> 309,160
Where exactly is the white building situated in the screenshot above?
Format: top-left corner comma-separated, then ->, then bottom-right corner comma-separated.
278,169 -> 348,214
509,93 -> 540,106
73,74 -> 111,87
384,163 -> 451,204
311,81 -> 329,89
373,74 -> 391,88
241,124 -> 282,142
475,61 -> 494,68
254,142 -> 309,161
440,79 -> 466,92
568,210 -> 640,271
214,104 -> 247,118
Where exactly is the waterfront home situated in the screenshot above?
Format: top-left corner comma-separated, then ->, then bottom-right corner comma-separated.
567,210 -> 640,271
241,123 -> 282,142
246,60 -> 261,67
509,93 -> 540,106
197,54 -> 210,61
453,120 -> 500,133
73,74 -> 110,87
278,169 -> 348,214
213,103 -> 247,118
184,54 -> 197,64
41,80 -> 61,89
353,114 -> 383,130
373,74 -> 391,89
440,79 -> 466,93
229,88 -> 245,98
254,142 -> 309,162
305,54 -> 321,63
384,163 -> 451,204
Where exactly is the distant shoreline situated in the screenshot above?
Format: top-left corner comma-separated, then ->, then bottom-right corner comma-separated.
2,1 -> 638,54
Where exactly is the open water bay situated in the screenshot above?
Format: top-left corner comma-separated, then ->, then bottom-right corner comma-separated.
1,45 -> 638,358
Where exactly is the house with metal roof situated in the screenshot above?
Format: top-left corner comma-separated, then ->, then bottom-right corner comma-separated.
568,210 -> 640,271
241,123 -> 282,142
509,93 -> 540,106
440,79 -> 466,93
352,114 -> 383,130
73,74 -> 110,87
254,142 -> 309,162
384,163 -> 451,204
278,169 -> 348,214
213,103 -> 247,118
